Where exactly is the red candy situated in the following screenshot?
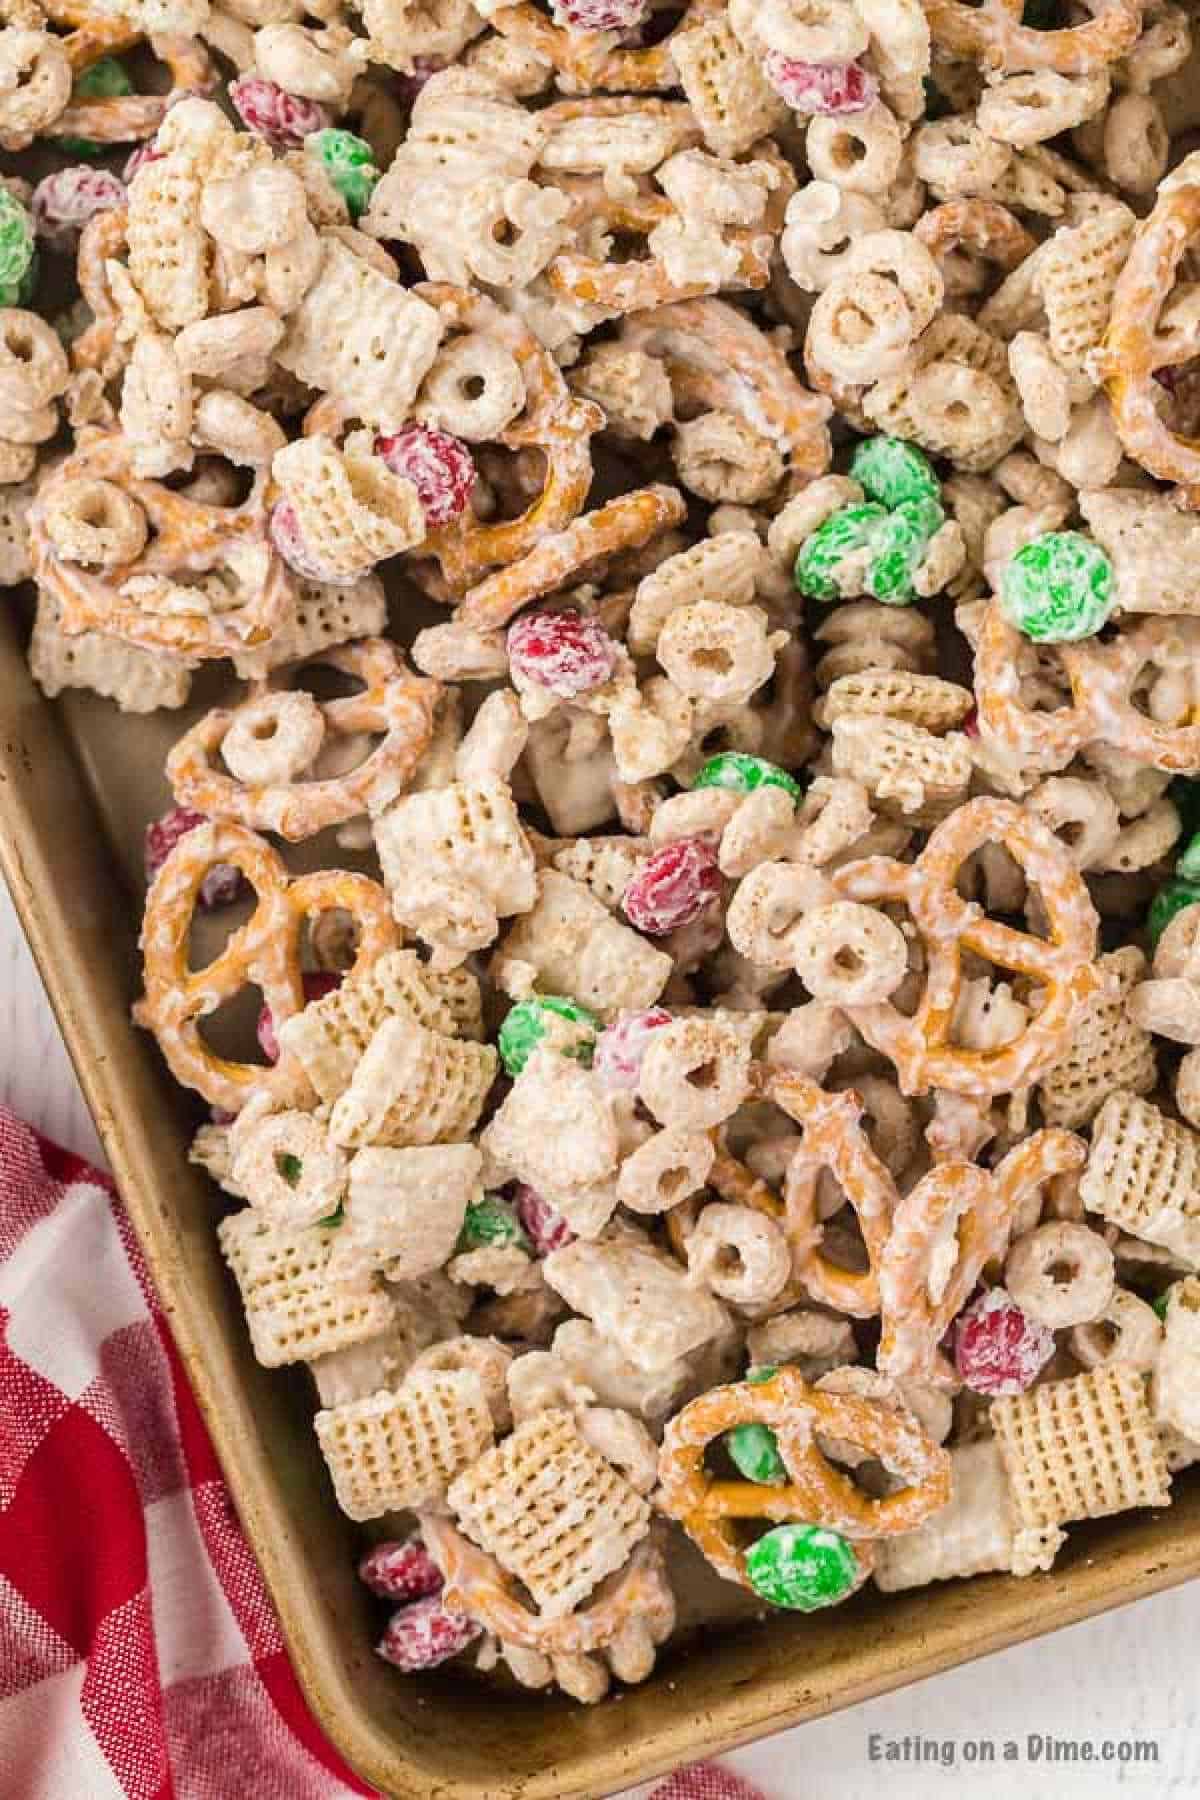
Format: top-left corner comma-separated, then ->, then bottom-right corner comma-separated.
550,0 -> 648,28
764,54 -> 879,115
962,705 -> 979,739
229,75 -> 332,149
377,1594 -> 481,1672
395,55 -> 447,102
269,500 -> 349,585
506,609 -> 617,699
359,1536 -> 444,1603
122,140 -> 164,182
32,167 -> 125,243
621,839 -> 723,937
514,1183 -> 575,1255
375,424 -> 476,529
144,807 -> 244,910
593,1006 -> 673,1091
257,972 -> 342,1064
953,1287 -> 1055,1397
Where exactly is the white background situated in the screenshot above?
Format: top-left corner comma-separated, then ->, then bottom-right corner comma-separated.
2,877 -> 1197,1800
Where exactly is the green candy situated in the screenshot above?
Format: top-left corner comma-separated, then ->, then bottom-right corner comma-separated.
866,496 -> 943,604
0,190 -> 34,298
850,436 -> 940,510
317,1202 -> 345,1228
498,993 -> 599,1077
1000,531 -> 1114,643
1148,877 -> 1200,947
457,1195 -> 529,1253
727,1423 -> 787,1485
794,502 -> 887,600
745,1365 -> 779,1385
1169,776 -> 1200,843
1152,1289 -> 1173,1323
276,1152 -> 303,1188
1177,830 -> 1200,884
308,129 -> 379,219
692,752 -> 802,802
61,57 -> 133,157
744,1523 -> 861,1611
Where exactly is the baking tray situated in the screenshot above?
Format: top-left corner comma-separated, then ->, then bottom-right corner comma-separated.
3,596 -> 1200,1800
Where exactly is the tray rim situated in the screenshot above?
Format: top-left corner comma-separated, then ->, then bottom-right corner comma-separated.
3,610 -> 1200,1800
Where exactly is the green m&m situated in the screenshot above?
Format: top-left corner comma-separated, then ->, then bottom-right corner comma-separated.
692,752 -> 803,802
851,435 -> 940,510
1152,1288 -> 1174,1323
1177,830 -> 1200,884
0,190 -> 35,306
1147,876 -> 1200,948
457,1195 -> 529,1253
794,502 -> 887,601
498,994 -> 599,1077
307,129 -> 379,219
866,496 -> 944,603
1000,532 -> 1114,643
727,1422 -> 787,1485
744,1523 -> 862,1611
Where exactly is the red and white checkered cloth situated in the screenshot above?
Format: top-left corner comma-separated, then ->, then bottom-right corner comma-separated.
0,1105 -> 764,1800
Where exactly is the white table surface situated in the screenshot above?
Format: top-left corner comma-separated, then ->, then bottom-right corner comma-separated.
2,873 -> 1198,1800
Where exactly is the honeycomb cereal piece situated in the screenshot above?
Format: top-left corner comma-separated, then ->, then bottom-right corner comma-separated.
308,1303 -> 436,1409
1077,487 -> 1200,618
328,1144 -> 483,1287
1080,1092 -> 1200,1267
272,435 -> 425,580
329,1015 -> 497,1150
315,1369 -> 494,1521
278,948 -> 479,1101
874,1440 -> 1030,1590
1037,199 -> 1135,373
816,669 -> 974,734
502,870 -> 672,1020
230,572 -> 388,680
375,777 -> 537,961
544,1237 -> 730,1372
276,237 -> 443,433
29,588 -> 192,713
1037,948 -> 1157,1129
991,1365 -> 1170,1533
672,14 -> 789,159
447,1408 -> 651,1619
831,715 -> 972,821
124,101 -> 230,331
551,836 -> 650,911
217,1206 -> 393,1367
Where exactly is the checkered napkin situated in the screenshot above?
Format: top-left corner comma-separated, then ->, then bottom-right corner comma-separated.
0,1105 -> 763,1800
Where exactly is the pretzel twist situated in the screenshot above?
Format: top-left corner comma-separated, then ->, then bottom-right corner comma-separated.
831,797 -> 1102,1099
45,28 -> 215,145
925,0 -> 1144,74
167,641 -> 441,841
1101,177 -> 1200,501
658,1366 -> 951,1588
414,284 -> 603,597
134,820 -> 398,1111
30,429 -> 294,659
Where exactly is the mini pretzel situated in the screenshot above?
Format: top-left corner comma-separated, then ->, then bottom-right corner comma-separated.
71,205 -> 129,381
877,1128 -> 1087,1386
548,187 -> 775,315
135,820 -> 399,1111
454,484 -> 687,632
623,297 -> 831,478
914,201 -> 1037,286
832,797 -> 1102,1099
976,600 -> 1200,774
421,1515 -> 674,1663
1101,176 -> 1200,501
413,284 -> 603,597
486,0 -> 724,95
658,1366 -> 951,1590
925,0 -> 1143,74
45,25 -> 215,145
30,429 -> 293,660
166,641 -> 441,841
755,1067 -> 897,1318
